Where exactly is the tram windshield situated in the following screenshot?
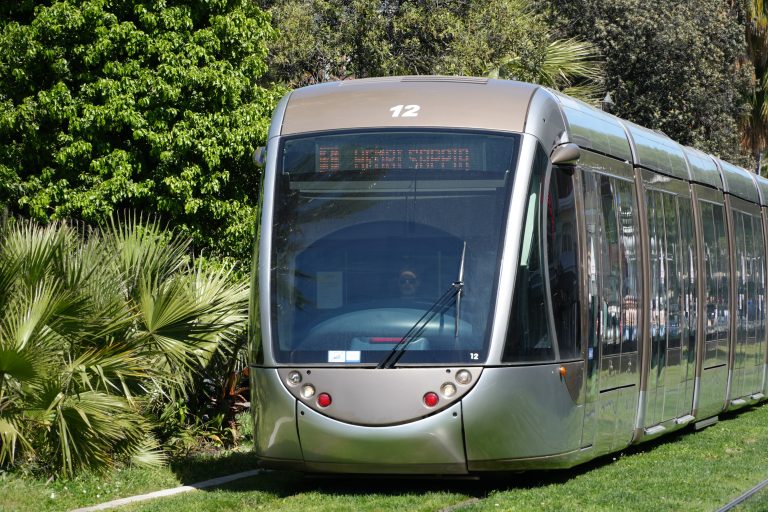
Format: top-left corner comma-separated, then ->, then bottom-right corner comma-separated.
270,130 -> 520,365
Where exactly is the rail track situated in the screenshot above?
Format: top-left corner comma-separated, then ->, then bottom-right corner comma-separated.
716,477 -> 768,512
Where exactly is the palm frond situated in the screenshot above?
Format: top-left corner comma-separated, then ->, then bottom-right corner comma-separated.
560,83 -> 605,105
50,389 -> 146,476
136,265 -> 248,374
2,280 -> 68,352
0,415 -> 33,466
0,231 -> 21,314
128,435 -> 167,469
101,213 -> 191,299
2,219 -> 77,289
538,37 -> 603,88
0,347 -> 40,382
491,36 -> 603,100
63,343 -> 154,399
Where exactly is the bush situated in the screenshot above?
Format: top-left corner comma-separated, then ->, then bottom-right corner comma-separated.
0,213 -> 248,476
0,0 -> 282,261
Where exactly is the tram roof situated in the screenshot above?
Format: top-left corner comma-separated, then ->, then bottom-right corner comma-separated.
755,173 -> 768,207
715,159 -> 761,204
277,76 -> 763,205
548,91 -> 762,205
280,76 -> 537,136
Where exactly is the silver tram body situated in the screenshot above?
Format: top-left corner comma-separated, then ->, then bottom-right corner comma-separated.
250,77 -> 768,474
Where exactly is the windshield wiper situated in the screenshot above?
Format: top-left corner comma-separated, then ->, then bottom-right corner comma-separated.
377,242 -> 467,369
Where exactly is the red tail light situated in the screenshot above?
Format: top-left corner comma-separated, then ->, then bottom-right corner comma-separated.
317,392 -> 332,407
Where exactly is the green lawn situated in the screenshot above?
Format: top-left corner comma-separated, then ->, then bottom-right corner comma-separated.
2,403 -> 768,512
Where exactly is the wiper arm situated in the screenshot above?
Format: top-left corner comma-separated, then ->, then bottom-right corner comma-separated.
376,281 -> 464,369
378,241 -> 468,369
454,241 -> 466,339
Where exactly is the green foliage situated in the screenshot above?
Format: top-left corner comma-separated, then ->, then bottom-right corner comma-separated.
262,0 -> 601,101
744,0 -> 768,171
0,214 -> 248,476
538,0 -> 752,165
0,0 -> 281,261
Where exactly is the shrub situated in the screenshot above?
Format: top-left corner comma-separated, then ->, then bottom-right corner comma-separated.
0,213 -> 248,476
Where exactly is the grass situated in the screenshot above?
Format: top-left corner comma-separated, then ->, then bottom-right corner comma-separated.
0,445 -> 261,512
2,403 -> 768,511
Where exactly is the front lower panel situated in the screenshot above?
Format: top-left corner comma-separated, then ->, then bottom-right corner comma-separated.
297,401 -> 466,474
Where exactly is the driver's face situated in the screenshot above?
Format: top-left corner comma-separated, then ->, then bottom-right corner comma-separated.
398,271 -> 419,297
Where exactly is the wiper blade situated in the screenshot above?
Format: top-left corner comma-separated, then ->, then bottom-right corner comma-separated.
376,281 -> 464,369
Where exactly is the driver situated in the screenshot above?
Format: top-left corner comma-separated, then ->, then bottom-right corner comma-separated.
397,268 -> 420,298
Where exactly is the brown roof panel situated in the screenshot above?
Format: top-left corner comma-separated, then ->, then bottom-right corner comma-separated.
281,77 -> 537,135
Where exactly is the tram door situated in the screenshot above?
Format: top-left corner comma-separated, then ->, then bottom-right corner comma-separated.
728,198 -> 766,404
695,186 -> 731,419
643,176 -> 698,428
579,154 -> 642,454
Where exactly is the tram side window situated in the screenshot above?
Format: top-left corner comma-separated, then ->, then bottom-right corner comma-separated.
547,167 -> 580,360
700,200 -> 730,366
615,179 -> 641,355
503,146 -> 555,363
734,211 -> 749,350
734,211 -> 764,355
582,171 -> 641,363
679,198 -> 698,358
598,175 -> 622,356
752,214 -> 766,357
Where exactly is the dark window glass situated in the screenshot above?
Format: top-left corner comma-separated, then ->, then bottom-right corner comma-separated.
271,130 -> 520,365
547,168 -> 580,360
503,146 -> 553,362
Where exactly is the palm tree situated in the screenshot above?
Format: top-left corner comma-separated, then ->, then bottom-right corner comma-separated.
744,0 -> 768,173
488,36 -> 603,103
0,214 -> 248,476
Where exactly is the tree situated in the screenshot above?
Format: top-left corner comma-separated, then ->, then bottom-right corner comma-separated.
0,214 -> 248,476
0,0 -> 281,261
538,0 -> 752,166
261,0 -> 601,101
744,0 -> 768,172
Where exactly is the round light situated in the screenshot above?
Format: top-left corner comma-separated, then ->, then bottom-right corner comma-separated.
455,370 -> 472,385
317,393 -> 332,408
301,384 -> 316,399
423,392 -> 439,408
441,382 -> 457,398
286,371 -> 302,386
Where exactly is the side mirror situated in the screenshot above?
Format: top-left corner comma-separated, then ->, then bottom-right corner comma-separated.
253,146 -> 267,166
550,143 -> 581,166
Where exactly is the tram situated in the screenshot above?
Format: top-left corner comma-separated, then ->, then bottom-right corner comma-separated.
249,76 -> 768,474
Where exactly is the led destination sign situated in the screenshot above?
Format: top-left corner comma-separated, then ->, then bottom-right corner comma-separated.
318,146 -> 473,172
282,131 -> 517,174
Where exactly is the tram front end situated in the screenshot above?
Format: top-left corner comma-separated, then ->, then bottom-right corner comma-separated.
250,77 -> 587,474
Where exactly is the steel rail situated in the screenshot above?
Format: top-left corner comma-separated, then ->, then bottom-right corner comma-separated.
716,476 -> 768,512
